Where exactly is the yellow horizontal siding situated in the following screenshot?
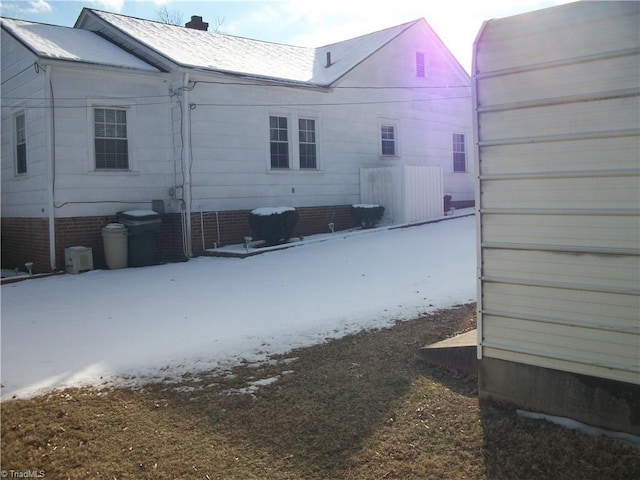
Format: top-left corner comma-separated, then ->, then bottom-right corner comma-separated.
483,346 -> 640,385
477,55 -> 639,107
481,175 -> 639,210
482,213 -> 640,251
478,97 -> 639,143
482,282 -> 639,332
483,315 -> 639,361
482,248 -> 640,292
476,2 -> 640,73
479,136 -> 640,176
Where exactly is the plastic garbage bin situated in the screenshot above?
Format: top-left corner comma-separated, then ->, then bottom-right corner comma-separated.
102,223 -> 128,269
117,210 -> 161,267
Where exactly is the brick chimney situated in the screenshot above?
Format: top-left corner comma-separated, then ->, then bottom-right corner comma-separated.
185,15 -> 208,31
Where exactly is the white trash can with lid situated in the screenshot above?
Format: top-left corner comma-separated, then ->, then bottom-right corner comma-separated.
102,223 -> 128,269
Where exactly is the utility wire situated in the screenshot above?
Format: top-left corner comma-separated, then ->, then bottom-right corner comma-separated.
0,62 -> 38,86
1,95 -> 470,110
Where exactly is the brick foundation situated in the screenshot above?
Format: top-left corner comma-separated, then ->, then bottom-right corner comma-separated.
190,205 -> 356,254
1,205 -> 358,273
1,217 -> 51,273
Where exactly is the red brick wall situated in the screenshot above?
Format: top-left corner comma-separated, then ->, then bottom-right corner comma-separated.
2,205 -> 358,272
190,205 -> 356,254
56,214 -> 186,270
1,217 -> 50,273
55,215 -> 115,270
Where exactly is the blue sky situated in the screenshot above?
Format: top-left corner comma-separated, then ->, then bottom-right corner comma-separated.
1,0 -> 573,72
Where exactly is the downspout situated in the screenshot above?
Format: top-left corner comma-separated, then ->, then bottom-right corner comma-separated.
181,72 -> 193,257
44,63 -> 56,271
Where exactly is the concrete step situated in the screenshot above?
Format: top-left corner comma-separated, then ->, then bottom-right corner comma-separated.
418,329 -> 477,373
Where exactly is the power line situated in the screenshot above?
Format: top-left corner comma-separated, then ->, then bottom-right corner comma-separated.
1,62 -> 39,86
1,94 -> 470,110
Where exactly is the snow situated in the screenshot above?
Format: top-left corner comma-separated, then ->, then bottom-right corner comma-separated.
89,10 -> 414,85
0,18 -> 157,71
251,206 -> 296,216
103,223 -> 125,230
0,215 -> 476,401
120,209 -> 159,217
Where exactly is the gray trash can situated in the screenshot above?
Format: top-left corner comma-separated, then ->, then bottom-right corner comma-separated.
117,210 -> 161,267
102,223 -> 128,269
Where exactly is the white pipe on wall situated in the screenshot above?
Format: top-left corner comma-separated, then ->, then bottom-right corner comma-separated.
45,63 -> 57,271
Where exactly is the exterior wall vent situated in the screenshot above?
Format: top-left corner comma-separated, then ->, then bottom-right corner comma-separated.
65,246 -> 94,274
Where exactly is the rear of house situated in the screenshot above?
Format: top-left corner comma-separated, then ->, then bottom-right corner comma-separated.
2,10 -> 473,273
473,1 -> 640,434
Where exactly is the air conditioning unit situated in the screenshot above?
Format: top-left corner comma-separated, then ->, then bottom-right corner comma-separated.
65,246 -> 93,274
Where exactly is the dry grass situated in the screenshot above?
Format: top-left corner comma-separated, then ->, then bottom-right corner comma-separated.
1,303 -> 638,479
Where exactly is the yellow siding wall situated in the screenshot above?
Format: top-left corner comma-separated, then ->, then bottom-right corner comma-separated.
474,1 -> 640,384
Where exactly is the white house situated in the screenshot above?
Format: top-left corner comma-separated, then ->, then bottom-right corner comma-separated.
473,1 -> 640,435
2,8 -> 473,272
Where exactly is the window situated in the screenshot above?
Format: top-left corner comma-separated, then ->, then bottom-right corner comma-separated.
94,107 -> 129,170
453,133 -> 466,172
15,112 -> 27,174
298,118 -> 317,169
416,51 -> 425,78
381,124 -> 397,156
269,115 -> 289,169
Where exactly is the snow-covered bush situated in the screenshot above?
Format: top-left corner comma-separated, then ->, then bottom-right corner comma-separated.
249,207 -> 299,246
351,204 -> 385,229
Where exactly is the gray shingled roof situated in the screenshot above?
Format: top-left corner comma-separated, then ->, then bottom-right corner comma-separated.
90,10 -> 418,85
1,17 -> 158,71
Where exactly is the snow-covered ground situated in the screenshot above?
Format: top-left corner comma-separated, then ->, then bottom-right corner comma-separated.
1,214 -> 476,400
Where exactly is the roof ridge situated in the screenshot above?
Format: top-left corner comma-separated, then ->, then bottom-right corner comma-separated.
87,8 -> 311,51
318,18 -> 422,49
86,8 -> 421,53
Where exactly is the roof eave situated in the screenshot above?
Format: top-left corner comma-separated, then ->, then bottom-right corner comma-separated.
186,66 -> 331,91
1,22 -> 43,60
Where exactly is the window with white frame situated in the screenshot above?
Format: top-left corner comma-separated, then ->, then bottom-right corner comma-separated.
452,133 -> 467,172
94,107 -> 129,170
298,118 -> 317,169
380,124 -> 397,156
416,51 -> 426,78
14,111 -> 27,174
269,115 -> 289,169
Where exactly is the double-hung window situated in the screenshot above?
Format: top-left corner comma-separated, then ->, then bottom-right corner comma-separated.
269,115 -> 289,169
298,118 -> 317,169
14,111 -> 27,174
94,107 -> 129,170
452,133 -> 467,172
269,115 -> 319,170
380,124 -> 397,156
